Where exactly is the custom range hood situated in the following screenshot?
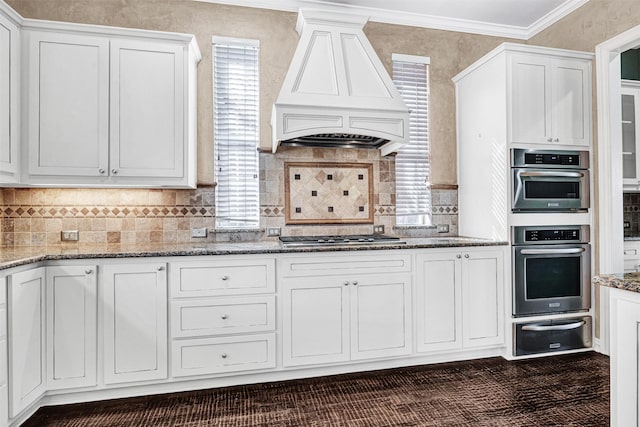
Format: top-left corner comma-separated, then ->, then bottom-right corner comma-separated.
271,9 -> 410,156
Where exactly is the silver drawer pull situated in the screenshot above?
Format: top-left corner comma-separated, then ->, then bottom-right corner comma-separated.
518,171 -> 584,178
521,320 -> 585,332
85,269 -> 93,275
221,275 -> 229,281
221,314 -> 228,320
157,266 -> 165,271
221,353 -> 228,359
520,248 -> 585,255
352,281 -> 358,286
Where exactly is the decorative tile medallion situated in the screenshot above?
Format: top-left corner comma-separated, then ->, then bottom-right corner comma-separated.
285,162 -> 374,224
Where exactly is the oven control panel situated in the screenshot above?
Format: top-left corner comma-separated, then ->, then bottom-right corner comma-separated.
512,225 -> 590,245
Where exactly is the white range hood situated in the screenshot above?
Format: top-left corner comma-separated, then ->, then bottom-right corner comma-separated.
271,9 -> 410,156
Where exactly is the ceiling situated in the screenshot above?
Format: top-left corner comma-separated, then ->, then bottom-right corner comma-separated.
194,0 -> 590,39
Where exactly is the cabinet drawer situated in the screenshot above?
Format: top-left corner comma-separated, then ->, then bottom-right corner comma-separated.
171,296 -> 275,338
279,252 -> 411,278
170,258 -> 275,297
172,333 -> 275,377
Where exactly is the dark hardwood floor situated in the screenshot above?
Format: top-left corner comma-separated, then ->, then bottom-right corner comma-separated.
24,352 -> 609,426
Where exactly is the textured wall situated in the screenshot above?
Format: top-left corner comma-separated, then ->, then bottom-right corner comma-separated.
5,0 -> 518,186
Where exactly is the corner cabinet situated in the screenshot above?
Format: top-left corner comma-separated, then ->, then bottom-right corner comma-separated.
8,268 -> 46,418
0,8 -> 20,183
416,247 -> 505,353
22,24 -> 200,188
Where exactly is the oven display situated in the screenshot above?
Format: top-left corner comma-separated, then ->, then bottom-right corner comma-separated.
525,229 -> 580,242
524,153 -> 580,166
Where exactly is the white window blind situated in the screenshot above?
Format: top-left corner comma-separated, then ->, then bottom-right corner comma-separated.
213,37 -> 260,229
392,54 -> 432,226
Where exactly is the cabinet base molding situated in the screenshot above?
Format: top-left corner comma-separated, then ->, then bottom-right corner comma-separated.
8,346 -> 505,426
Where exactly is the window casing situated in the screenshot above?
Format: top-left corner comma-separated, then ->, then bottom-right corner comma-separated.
213,37 -> 260,229
392,54 -> 431,226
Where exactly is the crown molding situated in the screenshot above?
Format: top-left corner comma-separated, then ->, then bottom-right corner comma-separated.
193,0 -> 589,40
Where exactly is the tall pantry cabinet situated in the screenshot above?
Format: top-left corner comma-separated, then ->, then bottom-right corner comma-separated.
453,43 -> 593,241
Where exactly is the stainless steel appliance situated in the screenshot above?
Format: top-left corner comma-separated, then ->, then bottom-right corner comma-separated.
511,148 -> 589,212
512,225 -> 590,316
279,234 -> 405,247
514,316 -> 592,356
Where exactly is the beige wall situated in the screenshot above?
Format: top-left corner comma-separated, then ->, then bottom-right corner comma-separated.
6,0 -> 518,186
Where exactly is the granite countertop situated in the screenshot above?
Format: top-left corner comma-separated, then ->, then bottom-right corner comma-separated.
0,236 -> 507,271
593,272 -> 640,293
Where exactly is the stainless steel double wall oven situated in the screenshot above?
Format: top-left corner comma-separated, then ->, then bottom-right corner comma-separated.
510,149 -> 592,357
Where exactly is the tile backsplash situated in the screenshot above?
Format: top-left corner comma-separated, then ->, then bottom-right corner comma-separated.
0,148 -> 458,246
624,192 -> 640,237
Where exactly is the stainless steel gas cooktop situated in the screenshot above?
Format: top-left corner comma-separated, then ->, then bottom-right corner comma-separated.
279,234 -> 405,247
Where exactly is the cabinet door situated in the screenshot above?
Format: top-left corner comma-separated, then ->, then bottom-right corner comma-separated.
611,293 -> 640,426
350,273 -> 412,360
461,249 -> 504,348
622,86 -> 640,186
281,278 -> 349,367
27,31 -> 109,177
416,253 -> 462,352
0,13 -> 18,182
551,58 -> 591,146
46,266 -> 97,390
510,53 -> 551,144
103,263 -> 168,384
8,268 -> 46,418
110,39 -> 184,179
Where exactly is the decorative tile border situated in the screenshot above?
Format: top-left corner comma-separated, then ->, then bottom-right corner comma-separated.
1,205 -> 215,219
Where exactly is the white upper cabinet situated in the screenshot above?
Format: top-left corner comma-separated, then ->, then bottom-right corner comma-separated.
509,52 -> 591,147
0,8 -> 20,183
26,31 -> 109,178
22,23 -> 199,188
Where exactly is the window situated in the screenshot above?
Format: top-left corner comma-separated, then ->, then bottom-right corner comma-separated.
392,54 -> 431,226
213,37 -> 260,229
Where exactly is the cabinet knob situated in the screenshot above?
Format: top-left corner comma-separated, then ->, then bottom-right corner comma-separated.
456,254 -> 462,259
464,254 -> 470,258
221,314 -> 228,320
554,138 -> 560,142
221,353 -> 228,359
98,169 -> 105,174
352,281 -> 358,286
157,266 -> 165,271
221,275 -> 229,281
112,169 -> 118,174
343,281 -> 349,286
547,138 -> 553,142
85,269 -> 93,275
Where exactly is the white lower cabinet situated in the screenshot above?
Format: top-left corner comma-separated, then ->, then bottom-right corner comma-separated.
102,263 -> 168,384
416,248 -> 505,353
46,266 -> 97,390
281,273 -> 412,367
8,268 -> 46,418
168,257 -> 277,379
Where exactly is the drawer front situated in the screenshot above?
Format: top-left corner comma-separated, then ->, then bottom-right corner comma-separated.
170,259 -> 275,297
171,296 -> 275,338
172,333 -> 275,377
279,252 -> 411,278
514,316 -> 592,356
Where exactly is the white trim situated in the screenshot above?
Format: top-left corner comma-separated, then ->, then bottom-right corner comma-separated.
526,0 -> 590,39
392,53 -> 430,65
211,35 -> 260,47
193,0 -> 588,40
595,22 -> 640,356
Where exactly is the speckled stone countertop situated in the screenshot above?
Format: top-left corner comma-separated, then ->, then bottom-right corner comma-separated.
0,237 -> 506,271
593,272 -> 640,293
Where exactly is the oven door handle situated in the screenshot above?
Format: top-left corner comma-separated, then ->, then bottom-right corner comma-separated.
518,171 -> 585,178
521,320 -> 586,332
519,248 -> 586,255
